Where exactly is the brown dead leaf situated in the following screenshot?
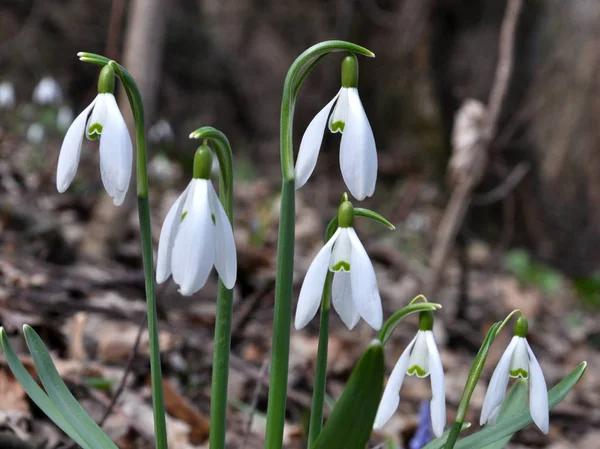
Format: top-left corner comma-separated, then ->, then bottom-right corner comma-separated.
0,367 -> 29,415
162,380 -> 210,444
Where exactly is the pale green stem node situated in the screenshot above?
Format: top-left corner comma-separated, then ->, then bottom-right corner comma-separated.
193,145 -> 213,179
97,64 -> 115,94
341,53 -> 359,88
419,310 -> 434,331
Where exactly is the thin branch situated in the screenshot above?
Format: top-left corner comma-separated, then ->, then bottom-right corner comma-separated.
427,0 -> 523,296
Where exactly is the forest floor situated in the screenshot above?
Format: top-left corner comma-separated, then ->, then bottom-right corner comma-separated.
0,126 -> 599,449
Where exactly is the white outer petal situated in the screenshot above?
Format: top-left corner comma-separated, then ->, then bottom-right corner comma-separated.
348,228 -> 382,330
480,336 -> 520,425
526,340 -> 549,433
155,181 -> 193,283
295,90 -> 341,190
56,98 -> 97,192
426,331 -> 446,437
171,180 -> 215,295
339,88 -> 377,200
332,271 -> 360,329
98,94 -> 132,206
373,336 -> 418,429
295,229 -> 341,329
208,183 -> 237,289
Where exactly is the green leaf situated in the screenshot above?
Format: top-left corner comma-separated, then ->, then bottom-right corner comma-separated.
480,380 -> 528,449
23,326 -> 119,449
313,341 -> 384,449
420,423 -> 472,449
0,329 -> 93,449
454,362 -> 586,449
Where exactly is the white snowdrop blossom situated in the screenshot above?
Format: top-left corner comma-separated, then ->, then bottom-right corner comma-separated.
56,105 -> 74,131
294,224 -> 382,330
374,325 -> 446,437
56,93 -> 132,206
156,178 -> 237,295
294,55 -> 377,201
33,76 -> 63,105
0,81 -> 16,109
480,335 -> 549,433
26,123 -> 45,144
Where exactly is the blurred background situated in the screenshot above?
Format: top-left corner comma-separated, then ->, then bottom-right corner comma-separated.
0,0 -> 599,448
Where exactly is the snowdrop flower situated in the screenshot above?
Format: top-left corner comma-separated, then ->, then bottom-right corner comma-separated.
26,123 -> 45,144
480,316 -> 548,433
0,81 -> 16,109
56,105 -> 74,131
374,311 -> 446,437
56,65 -> 132,206
156,145 -> 237,295
295,198 -> 382,330
295,54 -> 377,201
33,76 -> 63,105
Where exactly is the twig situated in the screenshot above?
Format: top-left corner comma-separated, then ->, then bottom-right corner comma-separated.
426,0 -> 523,296
238,359 -> 270,449
471,161 -> 530,205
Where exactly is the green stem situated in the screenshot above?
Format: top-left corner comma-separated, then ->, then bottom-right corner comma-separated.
444,322 -> 501,449
189,127 -> 235,449
307,274 -> 333,448
78,53 -> 168,449
264,41 -> 373,449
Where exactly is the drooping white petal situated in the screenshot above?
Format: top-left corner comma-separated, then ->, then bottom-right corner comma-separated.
208,183 -> 237,289
329,228 -> 352,272
328,88 -> 349,133
156,181 -> 193,284
373,336 -> 418,429
98,94 -> 132,206
171,180 -> 215,295
407,331 -> 430,378
526,340 -> 549,434
509,339 -> 530,379
56,98 -> 97,193
347,228 -> 382,330
339,88 -> 377,200
295,89 -> 341,190
426,331 -> 446,437
480,336 -> 520,425
295,229 -> 341,329
331,271 -> 360,329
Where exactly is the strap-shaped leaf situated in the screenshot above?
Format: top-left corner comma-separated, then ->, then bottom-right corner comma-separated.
0,329 -> 93,449
23,325 -> 119,449
480,379 -> 527,449
454,362 -> 586,449
313,341 -> 384,449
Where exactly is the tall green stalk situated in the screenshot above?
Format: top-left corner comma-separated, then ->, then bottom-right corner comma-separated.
264,41 -> 374,449
189,127 -> 235,449
78,53 -> 168,449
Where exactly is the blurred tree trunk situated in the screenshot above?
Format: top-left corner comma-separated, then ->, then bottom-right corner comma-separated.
83,0 -> 169,259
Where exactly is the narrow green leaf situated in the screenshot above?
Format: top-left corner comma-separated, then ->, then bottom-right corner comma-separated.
23,326 -> 119,449
0,329 -> 93,449
479,380 -> 527,449
455,362 -> 586,449
354,208 -> 395,230
313,341 -> 384,449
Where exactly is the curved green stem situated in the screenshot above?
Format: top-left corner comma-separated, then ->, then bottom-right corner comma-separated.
78,52 -> 168,449
377,302 -> 443,345
190,127 -> 235,449
265,41 -> 373,449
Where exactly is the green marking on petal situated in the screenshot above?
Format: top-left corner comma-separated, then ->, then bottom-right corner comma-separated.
332,261 -> 350,272
407,365 -> 427,377
509,368 -> 529,379
330,121 -> 345,133
87,123 -> 103,140
181,211 -> 188,222
211,213 -> 216,225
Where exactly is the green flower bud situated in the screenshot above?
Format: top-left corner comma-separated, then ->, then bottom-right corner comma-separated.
418,310 -> 434,331
97,64 -> 115,94
514,315 -> 529,338
341,53 -> 359,88
193,145 -> 213,180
